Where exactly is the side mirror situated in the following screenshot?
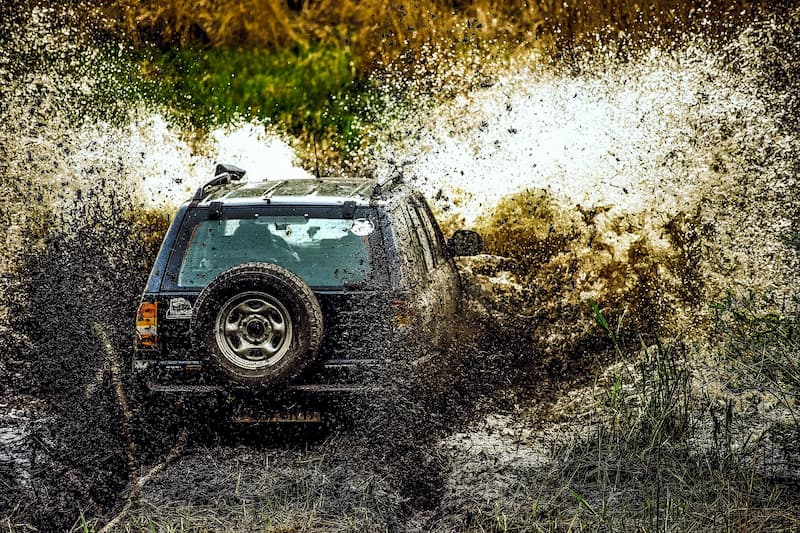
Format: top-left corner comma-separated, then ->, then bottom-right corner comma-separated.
447,229 -> 484,257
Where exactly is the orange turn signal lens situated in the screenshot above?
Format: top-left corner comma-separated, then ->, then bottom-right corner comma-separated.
136,301 -> 158,348
137,302 -> 157,323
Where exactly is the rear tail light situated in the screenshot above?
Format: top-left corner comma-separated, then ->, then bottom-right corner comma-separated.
136,301 -> 158,348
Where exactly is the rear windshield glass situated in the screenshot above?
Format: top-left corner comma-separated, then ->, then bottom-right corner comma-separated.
178,216 -> 373,288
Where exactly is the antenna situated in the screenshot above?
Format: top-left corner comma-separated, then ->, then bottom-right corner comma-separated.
313,136 -> 321,179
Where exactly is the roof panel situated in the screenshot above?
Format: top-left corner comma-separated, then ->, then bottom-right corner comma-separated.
199,178 -> 378,206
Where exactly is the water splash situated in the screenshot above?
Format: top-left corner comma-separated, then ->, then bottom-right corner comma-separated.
103,115 -> 311,207
367,30 -> 799,303
0,4 -> 311,224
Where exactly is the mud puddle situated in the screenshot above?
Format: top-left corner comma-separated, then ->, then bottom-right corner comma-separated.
114,277 -> 610,531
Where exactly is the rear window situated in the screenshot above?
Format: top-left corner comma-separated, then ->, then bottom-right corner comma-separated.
177,215 -> 373,288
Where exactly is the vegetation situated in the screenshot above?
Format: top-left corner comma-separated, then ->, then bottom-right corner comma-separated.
138,44 -> 373,153
453,297 -> 800,531
85,0 -> 784,151
63,296 -> 800,532
102,0 -> 774,68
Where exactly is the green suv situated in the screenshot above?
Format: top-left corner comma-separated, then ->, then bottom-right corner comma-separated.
133,164 -> 482,410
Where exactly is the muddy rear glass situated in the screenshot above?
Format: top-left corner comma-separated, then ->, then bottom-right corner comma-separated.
174,211 -> 377,289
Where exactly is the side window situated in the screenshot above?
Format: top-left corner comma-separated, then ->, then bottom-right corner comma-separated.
390,205 -> 425,279
405,202 -> 435,272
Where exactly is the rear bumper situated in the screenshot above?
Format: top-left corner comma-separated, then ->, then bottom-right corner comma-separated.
143,381 -> 381,394
133,356 -> 384,394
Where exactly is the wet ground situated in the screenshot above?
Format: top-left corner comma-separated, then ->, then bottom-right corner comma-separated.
0,253 -> 612,530
86,304 -> 607,532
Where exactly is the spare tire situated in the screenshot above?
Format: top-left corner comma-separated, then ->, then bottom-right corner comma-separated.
191,262 -> 323,385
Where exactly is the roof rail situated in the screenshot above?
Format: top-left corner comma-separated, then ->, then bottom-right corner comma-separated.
193,163 -> 246,201
371,159 -> 412,198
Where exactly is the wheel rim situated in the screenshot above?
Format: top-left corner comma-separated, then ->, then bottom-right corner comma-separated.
214,291 -> 293,371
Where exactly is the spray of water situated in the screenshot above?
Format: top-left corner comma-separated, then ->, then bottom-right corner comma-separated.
361,27 -> 799,341
0,6 -> 315,526
80,115 -> 311,208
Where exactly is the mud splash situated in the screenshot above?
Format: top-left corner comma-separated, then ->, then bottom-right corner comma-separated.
355,19 -> 800,368
0,5 -> 314,528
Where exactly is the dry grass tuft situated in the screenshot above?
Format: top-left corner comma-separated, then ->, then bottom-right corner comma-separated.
98,0 -> 773,71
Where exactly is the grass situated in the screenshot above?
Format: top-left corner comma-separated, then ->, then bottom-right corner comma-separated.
136,44 -> 375,154
58,294 -> 800,532
80,0 -> 786,156
80,435 -> 402,533
711,293 -> 800,466
456,296 -> 800,531
100,0 -> 776,69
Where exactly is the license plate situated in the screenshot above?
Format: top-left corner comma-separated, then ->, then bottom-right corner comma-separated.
233,410 -> 322,423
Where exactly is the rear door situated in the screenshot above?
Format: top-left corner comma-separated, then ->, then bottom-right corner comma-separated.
156,204 -> 390,363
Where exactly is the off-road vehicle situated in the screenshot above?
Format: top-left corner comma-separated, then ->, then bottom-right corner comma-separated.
133,164 -> 482,417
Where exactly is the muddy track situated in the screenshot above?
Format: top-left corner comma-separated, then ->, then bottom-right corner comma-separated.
109,305 -> 611,530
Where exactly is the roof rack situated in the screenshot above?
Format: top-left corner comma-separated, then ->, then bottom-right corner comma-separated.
260,180 -> 288,200
193,163 -> 246,201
